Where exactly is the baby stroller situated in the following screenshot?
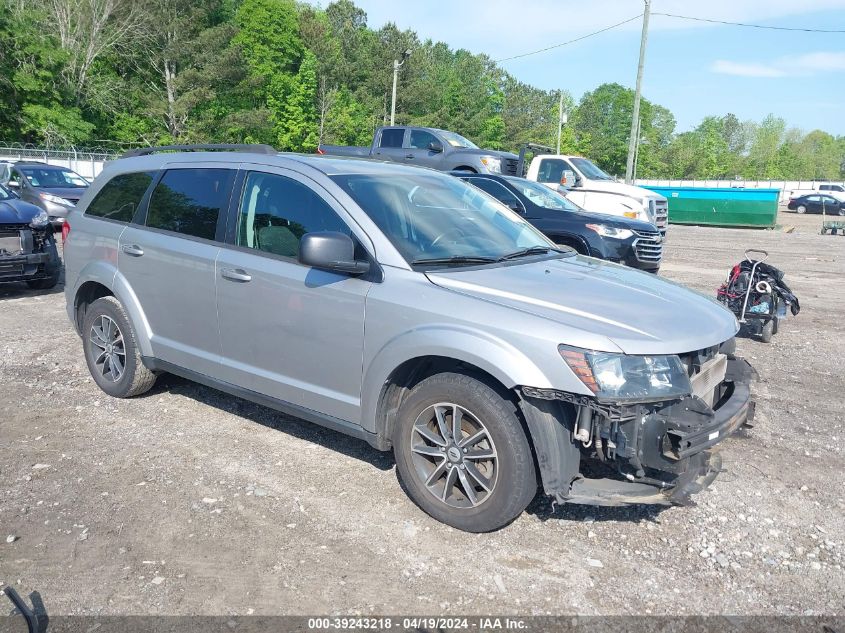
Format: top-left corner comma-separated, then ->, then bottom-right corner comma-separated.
716,249 -> 800,343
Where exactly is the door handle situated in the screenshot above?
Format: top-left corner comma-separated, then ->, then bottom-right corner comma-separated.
405,154 -> 414,159
122,244 -> 144,257
221,268 -> 252,283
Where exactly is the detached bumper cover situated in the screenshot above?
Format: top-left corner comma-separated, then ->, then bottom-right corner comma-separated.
521,357 -> 756,507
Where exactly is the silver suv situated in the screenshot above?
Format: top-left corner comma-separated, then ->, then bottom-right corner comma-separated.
64,145 -> 756,532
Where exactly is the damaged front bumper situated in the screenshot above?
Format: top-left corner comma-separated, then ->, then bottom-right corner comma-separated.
519,356 -> 756,507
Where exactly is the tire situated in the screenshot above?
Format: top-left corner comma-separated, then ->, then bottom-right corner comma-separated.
796,205 -> 807,214
393,372 -> 537,532
837,207 -> 845,217
81,296 -> 156,398
760,320 -> 774,343
26,239 -> 60,290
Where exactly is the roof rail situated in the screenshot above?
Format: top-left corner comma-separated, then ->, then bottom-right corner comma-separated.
120,144 -> 278,158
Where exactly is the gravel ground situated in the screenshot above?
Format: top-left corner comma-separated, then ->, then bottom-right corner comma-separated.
0,211 -> 843,617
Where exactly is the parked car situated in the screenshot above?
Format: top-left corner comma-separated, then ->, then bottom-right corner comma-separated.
0,182 -> 61,289
454,173 -> 663,272
524,154 -> 668,234
318,126 -> 520,175
0,160 -> 87,229
787,193 -> 845,215
64,145 -> 754,533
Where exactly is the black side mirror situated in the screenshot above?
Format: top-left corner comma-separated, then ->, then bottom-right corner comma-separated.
505,199 -> 523,213
428,141 -> 443,153
299,231 -> 370,276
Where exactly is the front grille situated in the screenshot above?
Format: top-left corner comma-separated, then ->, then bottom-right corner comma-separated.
503,158 -> 519,176
653,200 -> 668,235
632,229 -> 663,263
0,223 -> 29,232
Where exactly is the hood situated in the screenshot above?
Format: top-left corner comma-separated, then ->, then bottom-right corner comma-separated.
0,199 -> 43,224
426,256 -> 737,355
580,179 -> 666,202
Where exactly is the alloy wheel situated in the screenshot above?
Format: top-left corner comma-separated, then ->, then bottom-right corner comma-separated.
410,402 -> 498,509
89,315 -> 126,382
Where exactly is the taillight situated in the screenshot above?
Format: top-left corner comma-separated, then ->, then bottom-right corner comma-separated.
61,220 -> 70,244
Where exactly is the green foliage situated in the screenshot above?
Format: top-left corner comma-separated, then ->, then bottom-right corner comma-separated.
277,50 -> 319,151
0,0 -> 842,179
20,103 -> 95,145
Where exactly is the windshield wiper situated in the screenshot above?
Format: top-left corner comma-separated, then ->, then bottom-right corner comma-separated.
411,255 -> 498,266
497,246 -> 570,261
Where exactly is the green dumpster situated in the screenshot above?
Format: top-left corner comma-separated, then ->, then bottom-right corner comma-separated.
641,186 -> 779,228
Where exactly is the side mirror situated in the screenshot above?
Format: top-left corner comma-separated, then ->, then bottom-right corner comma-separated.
299,231 -> 370,276
7,179 -> 19,189
428,140 -> 443,153
505,199 -> 523,213
561,170 -> 579,188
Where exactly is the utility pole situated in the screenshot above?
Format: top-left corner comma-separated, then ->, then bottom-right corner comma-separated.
556,92 -> 566,154
390,49 -> 412,126
625,0 -> 651,184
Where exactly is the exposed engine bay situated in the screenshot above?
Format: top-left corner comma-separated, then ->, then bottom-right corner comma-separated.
519,338 -> 756,507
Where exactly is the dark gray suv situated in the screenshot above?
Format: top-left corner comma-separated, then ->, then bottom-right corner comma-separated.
63,145 -> 756,532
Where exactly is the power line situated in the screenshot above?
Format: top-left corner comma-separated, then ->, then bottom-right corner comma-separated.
652,12 -> 845,33
495,14 -> 643,63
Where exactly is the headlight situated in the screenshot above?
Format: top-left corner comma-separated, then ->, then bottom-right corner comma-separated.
559,345 -> 691,402
479,156 -> 502,173
585,224 -> 633,240
29,209 -> 50,228
39,192 -> 74,207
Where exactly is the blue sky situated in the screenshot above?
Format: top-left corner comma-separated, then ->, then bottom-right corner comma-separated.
315,0 -> 845,135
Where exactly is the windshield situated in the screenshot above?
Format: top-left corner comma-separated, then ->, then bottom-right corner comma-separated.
0,183 -> 13,200
504,177 -> 582,212
570,157 -> 614,181
331,172 -> 555,266
18,166 -> 88,189
437,130 -> 478,149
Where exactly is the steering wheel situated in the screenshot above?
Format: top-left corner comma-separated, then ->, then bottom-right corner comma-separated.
430,228 -> 468,249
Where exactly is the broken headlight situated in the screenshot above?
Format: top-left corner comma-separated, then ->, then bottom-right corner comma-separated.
29,209 -> 50,228
559,345 -> 691,403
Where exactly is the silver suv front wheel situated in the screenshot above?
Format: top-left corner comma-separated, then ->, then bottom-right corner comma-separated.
394,372 -> 537,532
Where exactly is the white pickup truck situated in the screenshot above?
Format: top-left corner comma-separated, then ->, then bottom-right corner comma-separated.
525,154 -> 668,235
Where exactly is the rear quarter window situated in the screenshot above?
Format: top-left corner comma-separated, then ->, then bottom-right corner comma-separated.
85,172 -> 155,222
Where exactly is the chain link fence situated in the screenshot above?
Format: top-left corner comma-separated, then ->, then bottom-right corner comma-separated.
0,142 -> 125,180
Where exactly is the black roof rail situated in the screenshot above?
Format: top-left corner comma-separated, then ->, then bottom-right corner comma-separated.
120,144 -> 278,158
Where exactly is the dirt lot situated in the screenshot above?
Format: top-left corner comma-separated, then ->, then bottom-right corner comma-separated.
1,210 -> 843,617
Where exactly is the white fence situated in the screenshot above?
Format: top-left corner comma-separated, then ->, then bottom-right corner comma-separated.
0,144 -> 114,181
634,178 -> 845,204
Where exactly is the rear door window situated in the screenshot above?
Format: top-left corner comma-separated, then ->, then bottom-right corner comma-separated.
85,172 -> 155,223
466,178 -> 524,211
145,168 -> 235,240
379,128 -> 405,148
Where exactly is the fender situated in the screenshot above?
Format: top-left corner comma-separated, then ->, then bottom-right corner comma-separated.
360,324 -> 562,434
72,262 -> 154,358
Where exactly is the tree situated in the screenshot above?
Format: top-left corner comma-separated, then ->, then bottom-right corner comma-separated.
277,50 -> 318,151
